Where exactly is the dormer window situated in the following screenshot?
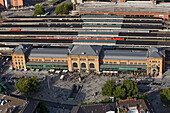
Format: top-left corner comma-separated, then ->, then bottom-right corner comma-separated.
81,52 -> 86,55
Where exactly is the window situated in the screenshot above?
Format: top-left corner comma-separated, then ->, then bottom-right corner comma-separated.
16,66 -> 18,68
139,63 -> 141,65
110,62 -> 112,64
32,59 -> 34,61
45,60 -> 51,62
81,63 -> 86,68
39,59 -> 42,62
114,62 -> 117,64
71,58 -> 77,61
58,60 -> 60,62
130,62 -> 133,65
134,63 -> 137,65
15,62 -> 17,64
152,61 -> 157,63
14,56 -> 16,58
22,66 -> 24,68
35,59 -> 38,62
21,56 -> 23,58
73,63 -> 78,68
105,62 -> 108,64
143,63 -> 146,65
158,61 -> 160,63
65,60 -> 68,62
90,63 -> 95,68
120,62 -> 127,65
80,59 -> 86,61
62,60 -> 64,62
54,60 -> 57,62
88,59 -> 95,61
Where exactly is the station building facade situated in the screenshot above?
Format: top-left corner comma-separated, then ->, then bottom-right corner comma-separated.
12,44 -> 165,77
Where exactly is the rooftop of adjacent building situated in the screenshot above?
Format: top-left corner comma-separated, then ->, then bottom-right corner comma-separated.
71,99 -> 153,113
0,94 -> 27,113
77,1 -> 170,13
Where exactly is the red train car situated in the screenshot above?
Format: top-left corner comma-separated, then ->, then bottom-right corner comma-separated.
9,29 -> 21,31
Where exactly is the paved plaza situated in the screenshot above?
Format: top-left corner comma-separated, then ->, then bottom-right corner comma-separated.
1,68 -> 170,113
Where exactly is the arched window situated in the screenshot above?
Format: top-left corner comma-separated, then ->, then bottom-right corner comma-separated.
81,63 -> 86,68
73,63 -> 78,68
90,63 -> 95,68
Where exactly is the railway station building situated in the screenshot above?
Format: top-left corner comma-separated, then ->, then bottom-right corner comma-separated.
12,44 -> 165,77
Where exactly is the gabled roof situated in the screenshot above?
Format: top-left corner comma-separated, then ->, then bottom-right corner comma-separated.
148,47 -> 163,58
70,45 -> 102,56
149,51 -> 162,58
71,103 -> 116,113
14,44 -> 31,54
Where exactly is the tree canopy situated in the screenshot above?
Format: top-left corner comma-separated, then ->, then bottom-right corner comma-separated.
160,87 -> 170,105
14,76 -> 41,94
55,3 -> 73,15
102,79 -> 146,100
34,4 -> 45,16
102,79 -> 116,96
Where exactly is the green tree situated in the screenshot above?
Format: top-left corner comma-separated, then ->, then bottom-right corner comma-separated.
87,101 -> 98,105
100,98 -> 112,103
34,4 -> 45,16
78,102 -> 87,106
160,87 -> 170,105
14,76 -> 41,94
113,79 -> 139,100
63,3 -> 69,14
102,79 -> 116,96
121,79 -> 139,98
55,3 -> 73,15
113,86 -> 126,99
39,101 -> 50,113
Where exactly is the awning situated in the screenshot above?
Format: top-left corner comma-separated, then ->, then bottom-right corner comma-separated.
63,70 -> 68,73
110,71 -> 118,73
103,71 -> 118,73
55,70 -> 60,73
119,67 -> 138,70
49,69 -> 55,72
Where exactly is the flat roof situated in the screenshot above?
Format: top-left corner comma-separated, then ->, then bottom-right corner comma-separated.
103,50 -> 147,61
28,48 -> 68,58
78,2 -> 170,13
